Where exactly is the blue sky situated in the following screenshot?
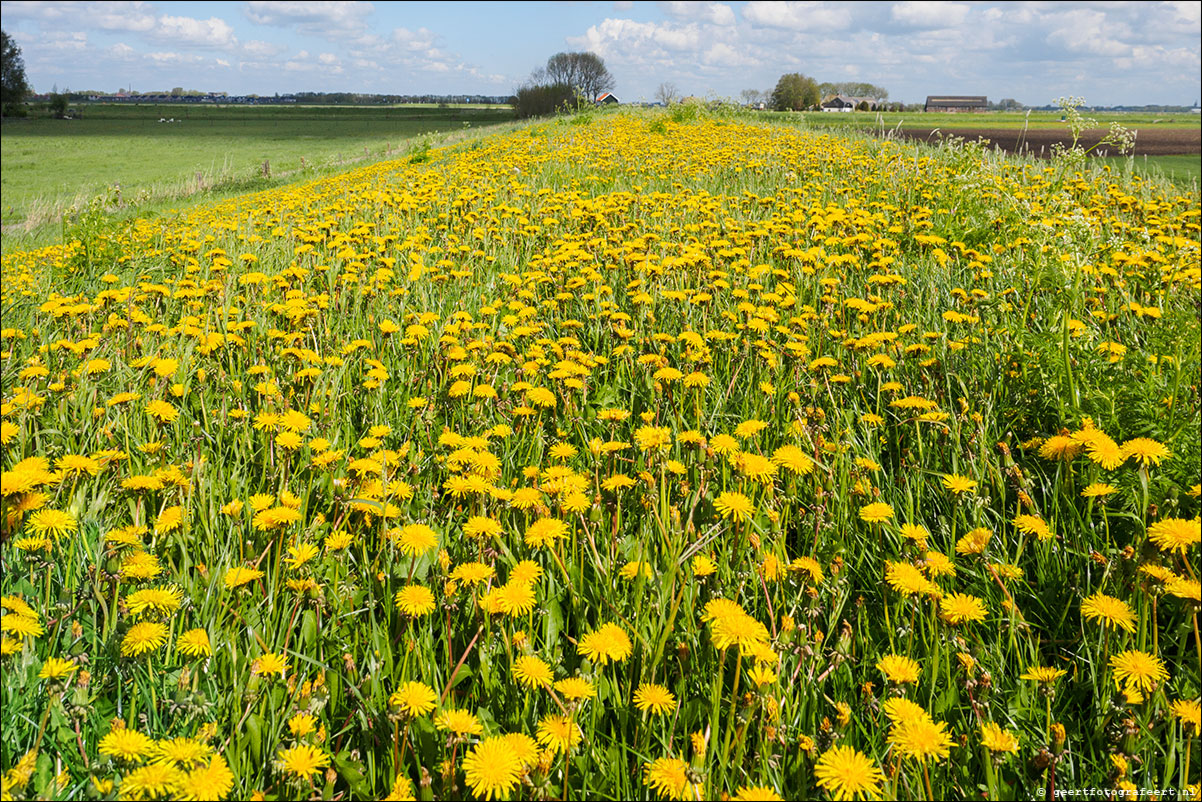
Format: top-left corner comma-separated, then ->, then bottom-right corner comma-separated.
2,1 -> 1199,105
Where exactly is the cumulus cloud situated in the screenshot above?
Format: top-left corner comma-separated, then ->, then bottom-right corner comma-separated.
702,41 -> 756,67
146,51 -> 192,63
156,15 -> 238,48
743,1 -> 853,32
1045,9 -> 1132,57
572,18 -> 704,59
0,1 -> 156,32
244,1 -> 374,40
2,2 -> 238,48
890,1 -> 970,29
393,27 -> 438,51
658,1 -> 735,26
47,31 -> 88,49
242,40 -> 284,59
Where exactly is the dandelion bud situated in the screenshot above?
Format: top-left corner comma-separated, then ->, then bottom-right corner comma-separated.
1051,722 -> 1067,753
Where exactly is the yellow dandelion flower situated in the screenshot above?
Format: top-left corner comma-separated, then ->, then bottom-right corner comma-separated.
276,743 -> 330,780
389,681 -> 438,717
577,622 -> 632,665
813,745 -> 885,801
121,621 -> 168,657
634,683 -> 677,715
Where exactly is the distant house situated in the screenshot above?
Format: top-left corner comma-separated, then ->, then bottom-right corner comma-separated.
596,92 -> 619,105
821,94 -> 878,112
925,95 -> 988,112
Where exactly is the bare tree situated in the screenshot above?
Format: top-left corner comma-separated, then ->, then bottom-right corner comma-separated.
740,88 -> 766,107
544,52 -> 614,101
654,82 -> 680,105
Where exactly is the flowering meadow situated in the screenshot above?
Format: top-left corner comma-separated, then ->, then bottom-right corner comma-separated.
1,110 -> 1199,801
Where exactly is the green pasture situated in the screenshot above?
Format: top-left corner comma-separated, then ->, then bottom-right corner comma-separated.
792,109 -> 1201,130
0,103 -> 515,232
1116,153 -> 1202,186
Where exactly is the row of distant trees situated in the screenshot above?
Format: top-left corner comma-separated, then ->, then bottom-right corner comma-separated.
753,75 -> 1029,112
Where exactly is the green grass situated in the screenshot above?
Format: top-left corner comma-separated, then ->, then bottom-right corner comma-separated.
1,107 -> 1198,801
1114,154 -> 1202,187
0,103 -> 515,232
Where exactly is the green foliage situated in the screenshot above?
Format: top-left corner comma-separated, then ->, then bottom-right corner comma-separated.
512,82 -> 578,119
771,73 -> 820,111
61,189 -> 123,274
818,81 -> 890,101
669,98 -> 707,124
48,93 -> 68,119
1,29 -> 31,115
407,138 -> 432,164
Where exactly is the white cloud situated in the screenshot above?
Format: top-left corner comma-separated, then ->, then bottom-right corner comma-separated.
242,40 -> 284,59
702,41 -> 755,67
88,1 -> 157,32
37,31 -> 89,51
0,1 -> 157,32
1,3 -> 238,48
393,27 -> 438,51
572,18 -> 704,58
890,1 -> 970,29
1046,9 -> 1131,57
659,2 -> 735,26
145,50 -> 204,64
156,15 -> 238,49
244,1 -> 374,39
743,1 -> 853,32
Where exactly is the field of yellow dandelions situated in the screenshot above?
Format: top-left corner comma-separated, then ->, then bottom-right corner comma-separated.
1,110 -> 1200,801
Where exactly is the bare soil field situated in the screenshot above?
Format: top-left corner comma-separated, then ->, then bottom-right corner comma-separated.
889,125 -> 1200,157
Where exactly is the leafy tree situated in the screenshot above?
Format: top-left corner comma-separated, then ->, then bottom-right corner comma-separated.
770,73 -> 819,111
991,97 -> 1023,111
540,52 -> 614,101
512,82 -> 577,119
49,92 -> 68,118
2,29 -> 31,115
655,82 -> 680,105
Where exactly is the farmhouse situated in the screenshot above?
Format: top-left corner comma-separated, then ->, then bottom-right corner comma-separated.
924,95 -> 988,112
821,94 -> 879,112
596,92 -> 619,105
